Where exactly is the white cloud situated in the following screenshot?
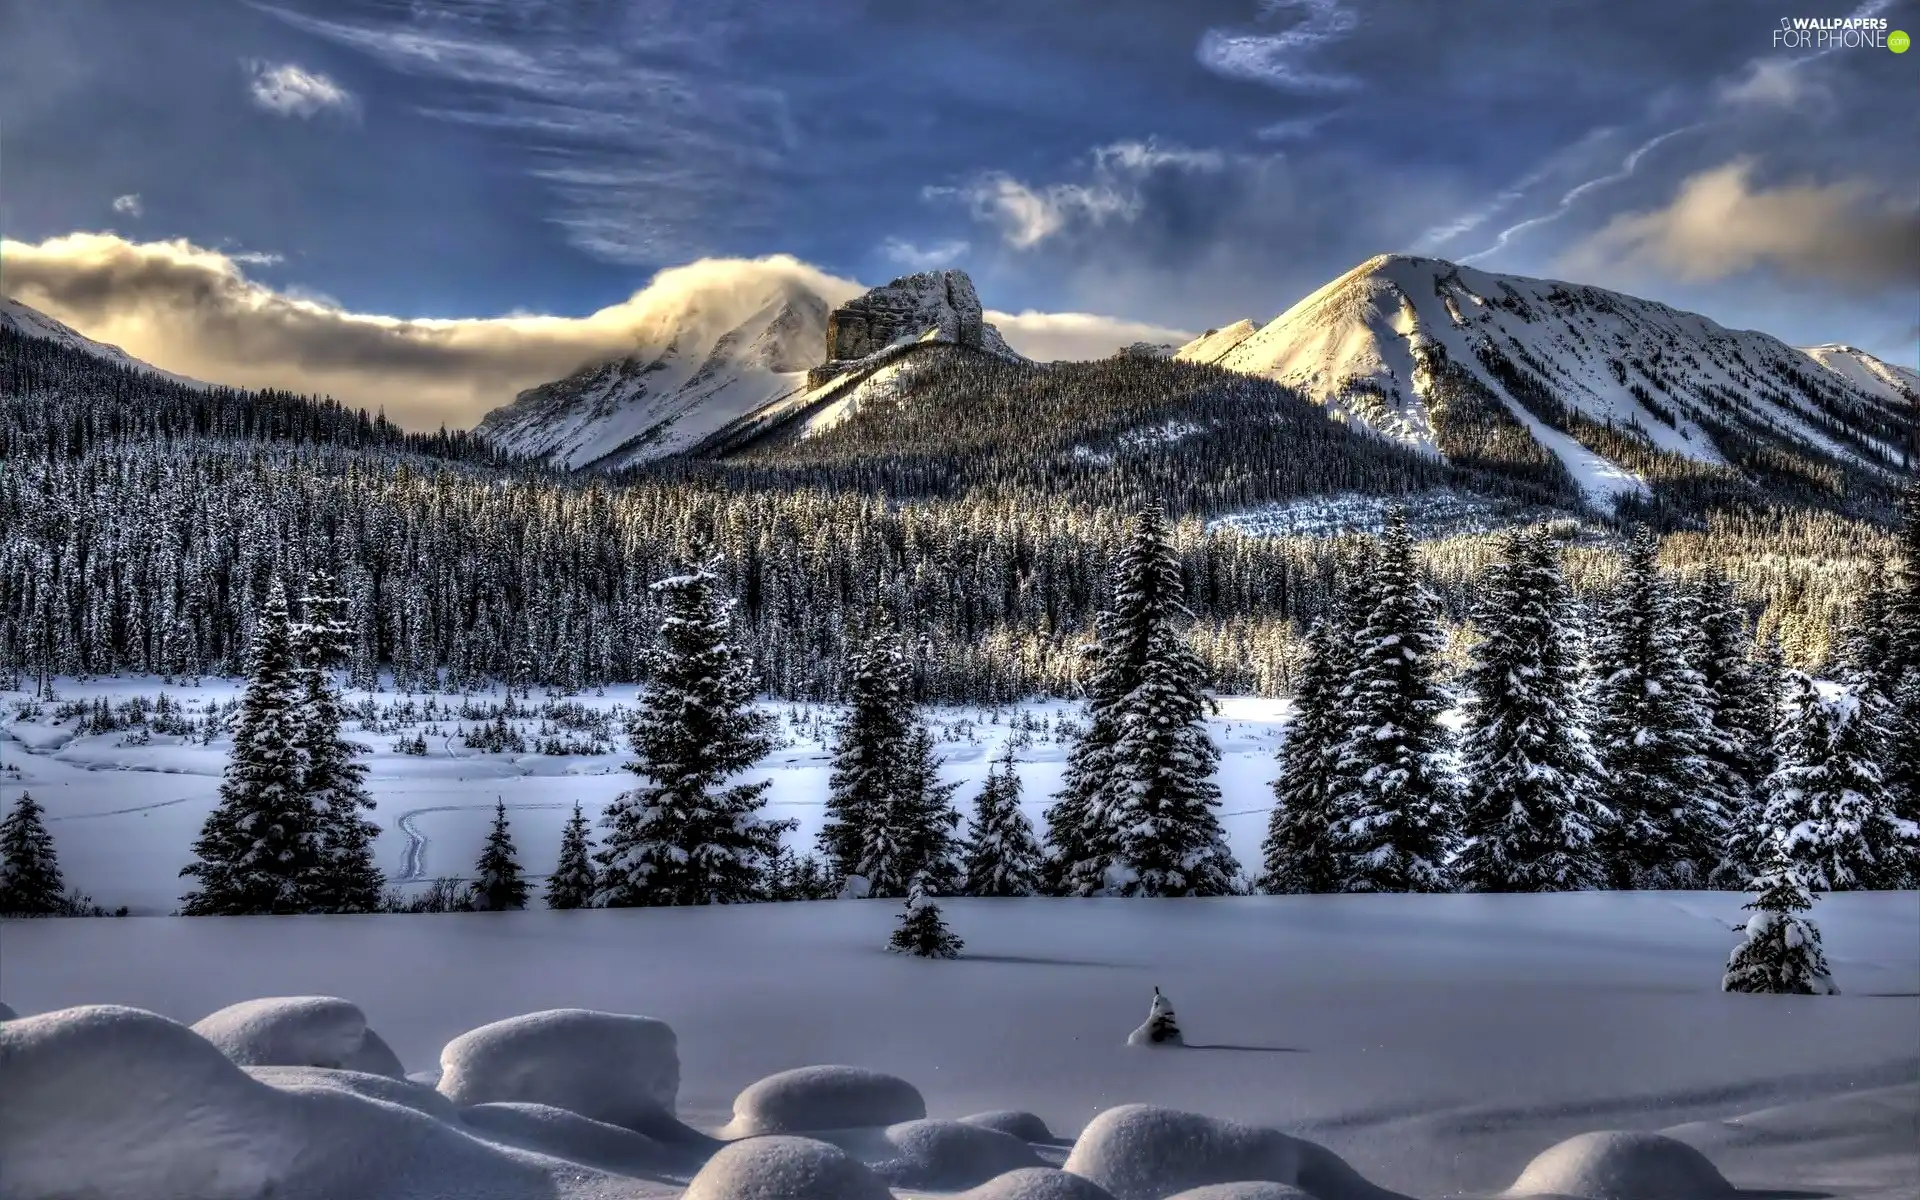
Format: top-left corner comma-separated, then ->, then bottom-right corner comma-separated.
111,194 -> 143,218
881,238 -> 971,270
1715,58 -> 1826,110
245,61 -> 359,118
987,310 -> 1195,363
1559,159 -> 1920,291
1196,0 -> 1360,93
0,233 -> 1201,427
938,139 -> 1225,251
230,251 -> 286,266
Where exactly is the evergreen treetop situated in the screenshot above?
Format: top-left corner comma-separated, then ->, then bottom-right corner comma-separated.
0,792 -> 67,915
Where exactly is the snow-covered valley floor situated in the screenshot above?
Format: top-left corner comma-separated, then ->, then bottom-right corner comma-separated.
0,677 -> 1294,914
2,678 -> 1917,1199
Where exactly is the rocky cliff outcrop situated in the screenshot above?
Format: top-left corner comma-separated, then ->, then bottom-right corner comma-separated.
808,270 -> 1017,387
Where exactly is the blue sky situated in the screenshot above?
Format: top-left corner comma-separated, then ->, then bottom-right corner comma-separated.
2,0 -> 1915,425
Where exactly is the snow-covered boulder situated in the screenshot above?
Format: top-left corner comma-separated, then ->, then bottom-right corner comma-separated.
248,1063 -> 458,1122
1165,1186 -> 1316,1200
458,1100 -> 707,1177
192,996 -> 405,1078
723,1064 -> 926,1136
1062,1105 -> 1404,1200
961,1109 -> 1057,1143
436,1008 -> 680,1132
684,1134 -> 895,1200
0,1004 -> 309,1200
954,1167 -> 1120,1199
1506,1130 -> 1735,1199
868,1118 -> 1046,1188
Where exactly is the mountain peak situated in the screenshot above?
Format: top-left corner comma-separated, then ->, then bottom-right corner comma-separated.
809,268 -> 1019,386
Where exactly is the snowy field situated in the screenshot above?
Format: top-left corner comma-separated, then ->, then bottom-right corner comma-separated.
3,894 -> 1916,1199
0,676 -> 1293,914
3,678 -> 1918,1199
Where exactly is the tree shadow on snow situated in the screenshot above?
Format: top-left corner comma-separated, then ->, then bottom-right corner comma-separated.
956,953 -> 1136,969
1183,1043 -> 1305,1054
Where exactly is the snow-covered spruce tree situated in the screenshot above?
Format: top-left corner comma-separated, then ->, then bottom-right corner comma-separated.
1684,569 -> 1776,801
888,873 -> 963,959
293,572 -> 382,914
1049,506 -> 1239,897
1753,672 -> 1912,891
545,802 -> 598,909
1883,484 -> 1920,876
0,792 -> 66,915
1260,614 -> 1350,894
1588,526 -> 1731,889
470,799 -> 529,911
181,579 -> 324,915
963,743 -> 1044,897
863,723 -> 963,898
819,615 -> 914,888
597,556 -> 792,907
1329,506 -> 1458,893
1044,621 -> 1124,896
1723,846 -> 1836,995
1454,528 -> 1608,892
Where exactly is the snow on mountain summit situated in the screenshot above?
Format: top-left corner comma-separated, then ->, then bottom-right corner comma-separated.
1799,343 -> 1919,408
1177,254 -> 1910,508
475,280 -> 833,471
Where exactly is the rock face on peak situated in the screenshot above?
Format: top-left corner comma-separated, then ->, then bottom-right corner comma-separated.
809,270 -> 1019,387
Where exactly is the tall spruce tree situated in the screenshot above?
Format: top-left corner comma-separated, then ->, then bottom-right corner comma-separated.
1048,507 -> 1238,897
294,572 -> 382,913
181,579 -> 323,915
1329,506 -> 1457,893
1882,485 -> 1920,878
862,723 -> 963,898
1723,845 -> 1836,995
471,799 -> 530,911
597,557 -> 791,906
1589,527 -> 1730,888
1259,615 -> 1349,894
963,744 -> 1045,897
1753,672 -> 1911,891
819,616 -> 915,888
1455,528 -> 1608,892
0,792 -> 67,915
545,802 -> 598,909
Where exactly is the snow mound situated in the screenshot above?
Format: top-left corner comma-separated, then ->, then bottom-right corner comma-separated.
961,1109 -> 1057,1142
1506,1130 -> 1735,1199
247,1064 -> 458,1121
436,1008 -> 681,1132
0,1000 -> 15,1020
954,1167 -> 1121,1199
191,995 -> 405,1078
868,1118 -> 1046,1188
684,1134 -> 895,1200
723,1064 -> 926,1136
458,1100 -> 706,1176
0,1004 -> 307,1200
1062,1105 -> 1407,1200
1164,1186 -> 1316,1200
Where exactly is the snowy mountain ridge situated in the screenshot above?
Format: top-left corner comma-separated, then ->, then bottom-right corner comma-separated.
1174,254 -> 1911,508
0,295 -> 205,388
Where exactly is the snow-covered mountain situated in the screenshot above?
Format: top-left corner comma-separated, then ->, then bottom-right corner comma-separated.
1799,343 -> 1919,409
478,269 -> 1022,471
474,283 -> 831,472
1175,255 -> 1910,508
1,295 -> 203,387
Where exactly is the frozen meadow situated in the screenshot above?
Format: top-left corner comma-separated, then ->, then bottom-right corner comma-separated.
1,677 -> 1917,1199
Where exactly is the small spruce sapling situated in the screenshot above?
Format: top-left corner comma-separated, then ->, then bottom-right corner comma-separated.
471,799 -> 530,911
1723,847 -> 1837,996
1127,986 -> 1183,1047
545,802 -> 598,910
888,874 -> 963,959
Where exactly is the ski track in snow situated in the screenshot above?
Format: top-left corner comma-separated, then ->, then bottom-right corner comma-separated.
46,796 -> 195,822
395,802 -> 574,882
